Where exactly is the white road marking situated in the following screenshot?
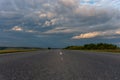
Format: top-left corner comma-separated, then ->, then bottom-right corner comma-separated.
59,52 -> 63,55
59,51 -> 64,61
60,57 -> 63,61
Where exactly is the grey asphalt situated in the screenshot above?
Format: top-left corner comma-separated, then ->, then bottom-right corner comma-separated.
0,50 -> 120,80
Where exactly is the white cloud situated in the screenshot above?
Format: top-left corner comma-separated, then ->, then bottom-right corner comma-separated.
39,12 -> 55,19
59,0 -> 78,6
11,26 -> 23,31
43,21 -> 51,27
42,3 -> 51,7
50,18 -> 58,25
72,32 -> 101,39
26,30 -> 37,33
74,5 -> 108,16
10,26 -> 39,33
44,27 -> 75,34
47,12 -> 55,19
72,29 -> 120,39
116,31 -> 120,34
39,13 -> 47,18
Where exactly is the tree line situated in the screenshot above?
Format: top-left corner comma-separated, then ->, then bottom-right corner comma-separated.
64,43 -> 119,50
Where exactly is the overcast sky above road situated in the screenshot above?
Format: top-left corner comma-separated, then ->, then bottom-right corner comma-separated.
0,0 -> 120,47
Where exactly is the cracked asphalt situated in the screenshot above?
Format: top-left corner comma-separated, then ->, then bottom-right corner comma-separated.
0,50 -> 120,80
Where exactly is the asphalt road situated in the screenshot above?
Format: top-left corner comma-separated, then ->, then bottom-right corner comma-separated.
0,50 -> 120,80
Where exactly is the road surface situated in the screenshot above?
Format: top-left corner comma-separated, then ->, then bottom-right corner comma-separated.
0,50 -> 120,80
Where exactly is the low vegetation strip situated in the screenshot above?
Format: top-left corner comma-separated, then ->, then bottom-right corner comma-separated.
64,43 -> 120,53
82,49 -> 120,53
0,49 -> 39,54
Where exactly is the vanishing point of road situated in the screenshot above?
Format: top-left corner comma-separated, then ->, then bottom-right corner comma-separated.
0,50 -> 120,80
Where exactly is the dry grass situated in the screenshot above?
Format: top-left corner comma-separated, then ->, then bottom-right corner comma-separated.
0,49 -> 38,54
84,49 -> 120,53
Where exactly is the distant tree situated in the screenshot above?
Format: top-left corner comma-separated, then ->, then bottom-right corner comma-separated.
48,47 -> 51,50
64,43 -> 119,50
84,43 -> 97,50
0,47 -> 7,50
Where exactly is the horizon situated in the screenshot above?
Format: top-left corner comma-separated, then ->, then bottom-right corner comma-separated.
0,42 -> 119,49
0,0 -> 120,47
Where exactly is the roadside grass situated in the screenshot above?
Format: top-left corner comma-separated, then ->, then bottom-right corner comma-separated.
80,49 -> 120,53
64,48 -> 120,53
0,49 -> 39,54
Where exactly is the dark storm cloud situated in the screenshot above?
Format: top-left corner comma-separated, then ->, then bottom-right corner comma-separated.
0,0 -> 120,47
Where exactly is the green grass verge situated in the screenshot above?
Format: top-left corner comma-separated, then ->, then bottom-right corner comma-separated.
79,49 -> 120,53
0,49 -> 39,54
64,48 -> 120,53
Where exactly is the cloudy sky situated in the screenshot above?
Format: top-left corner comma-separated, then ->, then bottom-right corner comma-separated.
0,0 -> 120,48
